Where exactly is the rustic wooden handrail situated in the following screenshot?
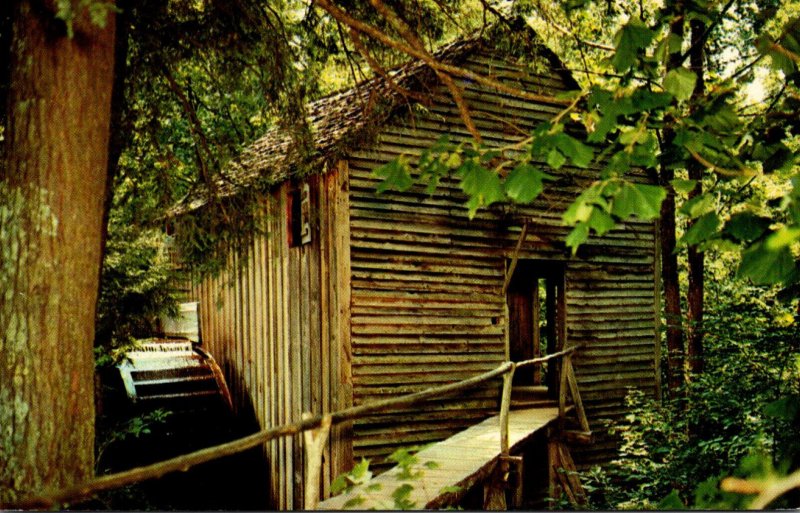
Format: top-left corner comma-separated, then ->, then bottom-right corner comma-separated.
11,345 -> 582,510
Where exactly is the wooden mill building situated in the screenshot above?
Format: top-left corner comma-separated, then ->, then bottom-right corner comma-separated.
175,21 -> 661,510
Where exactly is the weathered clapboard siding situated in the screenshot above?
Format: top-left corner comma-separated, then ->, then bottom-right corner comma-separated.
179,33 -> 661,509
190,170 -> 352,509
345,48 -> 659,469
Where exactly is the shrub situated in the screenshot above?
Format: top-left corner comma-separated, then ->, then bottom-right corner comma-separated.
582,278 -> 800,510
95,219 -> 180,356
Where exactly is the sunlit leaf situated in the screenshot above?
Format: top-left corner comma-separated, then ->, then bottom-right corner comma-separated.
611,183 -> 666,220
658,489 -> 686,510
765,226 -> 800,250
680,212 -> 721,246
546,148 -> 567,169
566,222 -> 590,253
554,133 -> 594,167
373,158 -> 413,193
671,179 -> 697,195
723,213 -> 772,242
612,20 -> 656,72
664,67 -> 697,102
679,193 -> 715,219
737,241 -> 796,284
457,161 -> 505,218
503,163 -> 554,203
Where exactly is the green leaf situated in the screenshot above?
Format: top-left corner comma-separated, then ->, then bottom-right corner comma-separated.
756,18 -> 800,76
588,208 -> 615,236
343,496 -> 366,509
503,163 -> 554,203
763,395 -> 800,420
765,226 -> 800,250
373,158 -> 413,193
703,104 -> 741,132
611,183 -> 666,220
680,212 -> 721,246
671,179 -> 697,195
737,241 -> 796,285
423,460 -> 440,470
439,485 -> 462,494
723,213 -> 772,242
353,458 -> 371,478
664,67 -> 697,102
546,148 -> 567,169
554,133 -> 594,167
631,89 -> 673,111
392,484 -> 415,510
658,490 -> 686,510
612,20 -> 656,72
330,475 -> 349,495
563,201 -> 594,224
566,222 -> 590,253
679,193 -> 715,219
457,161 -> 505,218
563,184 -> 604,224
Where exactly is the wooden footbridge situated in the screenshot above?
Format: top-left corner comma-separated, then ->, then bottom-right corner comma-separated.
317,347 -> 591,510
13,346 -> 590,511
319,407 -> 564,509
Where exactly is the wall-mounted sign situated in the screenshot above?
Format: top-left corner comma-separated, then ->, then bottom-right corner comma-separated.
299,181 -> 311,245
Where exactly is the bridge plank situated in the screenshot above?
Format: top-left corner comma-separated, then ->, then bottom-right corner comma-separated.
317,407 -> 560,510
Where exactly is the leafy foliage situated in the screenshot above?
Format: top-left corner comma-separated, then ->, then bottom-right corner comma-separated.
95,409 -> 172,474
330,445 -> 452,510
95,213 -> 180,355
577,277 -> 800,510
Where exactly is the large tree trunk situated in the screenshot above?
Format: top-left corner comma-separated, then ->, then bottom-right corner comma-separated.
686,18 -> 706,377
0,1 -> 116,503
659,2 -> 685,398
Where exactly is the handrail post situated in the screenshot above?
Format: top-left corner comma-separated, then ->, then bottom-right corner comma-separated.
564,356 -> 590,433
303,413 -> 332,510
499,363 -> 516,457
485,363 -> 517,510
558,354 -> 569,431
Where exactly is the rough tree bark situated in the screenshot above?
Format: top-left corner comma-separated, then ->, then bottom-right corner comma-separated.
659,0 -> 686,397
0,1 -> 116,503
685,17 -> 706,377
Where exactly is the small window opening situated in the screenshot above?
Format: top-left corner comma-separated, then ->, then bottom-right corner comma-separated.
288,182 -> 312,247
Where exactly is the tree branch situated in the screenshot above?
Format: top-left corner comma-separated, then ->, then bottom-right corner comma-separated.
313,0 -> 573,108
349,28 -> 430,103
678,0 -> 736,63
367,0 -> 482,142
721,468 -> 800,509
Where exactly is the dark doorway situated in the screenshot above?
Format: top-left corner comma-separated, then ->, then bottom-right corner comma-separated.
506,261 -> 565,395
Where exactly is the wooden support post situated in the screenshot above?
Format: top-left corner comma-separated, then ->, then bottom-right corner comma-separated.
483,461 -> 508,511
499,364 -> 515,457
564,358 -> 590,433
546,435 -> 587,508
547,437 -> 560,502
485,365 -> 516,511
556,443 -> 587,506
558,355 -> 569,431
303,413 -> 332,510
503,455 -> 524,509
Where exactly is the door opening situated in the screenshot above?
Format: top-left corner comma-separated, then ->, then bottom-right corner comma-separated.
506,261 -> 565,397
